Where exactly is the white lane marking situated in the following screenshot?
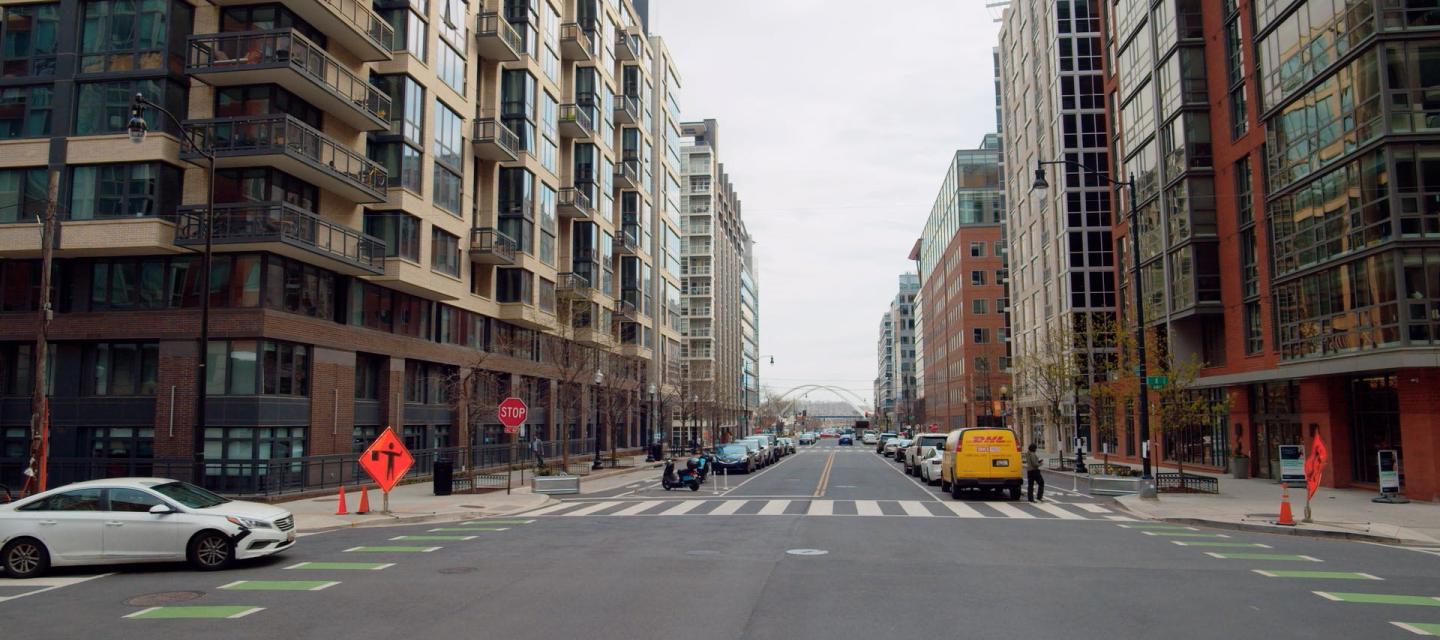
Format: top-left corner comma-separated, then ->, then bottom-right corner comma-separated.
217,581 -> 245,590
1104,515 -> 1137,521
898,501 -> 934,517
123,607 -> 160,619
708,501 -> 746,516
524,502 -> 582,516
1074,504 -> 1111,513
660,500 -> 705,516
1143,531 -> 1230,538
229,607 -> 265,619
1033,503 -> 1086,520
987,502 -> 1035,519
561,501 -> 623,516
611,502 -> 660,516
854,500 -> 883,516
758,500 -> 791,515
1178,541 -> 1270,548
310,581 -> 341,591
391,535 -> 477,541
1313,591 -> 1344,601
719,452 -> 805,496
1391,622 -> 1436,636
807,500 -> 834,516
941,502 -> 985,518
0,573 -> 112,604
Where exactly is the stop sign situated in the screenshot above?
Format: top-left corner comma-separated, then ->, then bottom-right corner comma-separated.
498,396 -> 528,432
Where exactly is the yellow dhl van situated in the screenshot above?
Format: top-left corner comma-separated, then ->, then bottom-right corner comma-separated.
940,428 -> 1024,501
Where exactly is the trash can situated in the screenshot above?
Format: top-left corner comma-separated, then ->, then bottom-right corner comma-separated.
433,459 -> 454,496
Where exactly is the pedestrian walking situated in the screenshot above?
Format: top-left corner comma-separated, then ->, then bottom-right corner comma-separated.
531,434 -> 546,468
1024,443 -> 1045,502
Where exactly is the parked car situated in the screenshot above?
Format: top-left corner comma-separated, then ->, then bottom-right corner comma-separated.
875,432 -> 898,453
748,435 -> 780,464
741,437 -> 774,466
775,437 -> 796,454
904,433 -> 951,476
838,434 -> 854,446
0,478 -> 296,579
861,433 -> 879,445
883,437 -> 907,458
713,443 -> 756,474
920,448 -> 944,485
940,427 -> 1023,500
735,439 -> 767,468
797,432 -> 817,445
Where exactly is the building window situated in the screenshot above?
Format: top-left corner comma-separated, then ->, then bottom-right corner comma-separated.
433,100 -> 463,215
1240,228 -> 1258,299
215,85 -> 319,128
436,40 -> 465,95
79,0 -> 191,73
971,298 -> 988,314
1234,156 -> 1253,226
203,427 -> 305,478
380,4 -> 427,61
404,360 -> 449,405
538,184 -> 556,266
501,69 -> 536,154
82,342 -> 159,396
430,227 -> 460,276
971,271 -> 986,286
1244,301 -> 1263,355
498,167 -> 535,254
365,210 -> 421,261
75,78 -> 185,137
368,141 -> 423,193
0,85 -> 52,139
0,3 -> 60,77
215,167 -> 319,212
496,268 -> 531,304
88,427 -> 154,461
0,167 -> 50,222
972,328 -> 990,344
262,255 -> 335,320
205,339 -> 310,397
68,162 -> 181,220
372,74 -> 424,145
969,242 -> 985,257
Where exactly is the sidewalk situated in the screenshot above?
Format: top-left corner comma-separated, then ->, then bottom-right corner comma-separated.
1045,458 -> 1440,545
283,454 -> 662,533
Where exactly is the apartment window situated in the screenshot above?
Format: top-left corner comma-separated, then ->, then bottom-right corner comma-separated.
214,167 -> 318,211
971,271 -> 986,286
501,69 -> 537,154
1244,301 -> 1263,355
371,74 -> 424,144
354,353 -> 384,400
0,3 -> 60,77
75,78 -> 184,136
404,360 -> 448,405
369,141 -> 423,193
433,100 -> 463,215
498,167 -> 535,254
538,184 -> 556,266
81,342 -> 159,396
972,328 -> 991,344
430,227 -> 460,277
540,91 -> 558,174
1223,0 -> 1248,138
68,162 -> 181,220
1240,228 -> 1259,299
0,86 -> 52,139
969,242 -> 985,257
365,210 -> 421,261
1234,156 -> 1253,226
215,85 -> 319,128
972,298 -> 988,314
496,268 -> 531,304
997,297 -> 1008,313
204,427 -> 304,471
79,0 -> 191,73
381,4 -> 427,61
262,255 -> 334,320
205,339 -> 310,397
436,40 -> 465,95
0,167 -> 50,222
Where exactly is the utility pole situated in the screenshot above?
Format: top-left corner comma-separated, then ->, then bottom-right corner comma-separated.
23,169 -> 60,497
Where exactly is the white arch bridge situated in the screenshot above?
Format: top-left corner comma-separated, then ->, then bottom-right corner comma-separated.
771,385 -> 872,418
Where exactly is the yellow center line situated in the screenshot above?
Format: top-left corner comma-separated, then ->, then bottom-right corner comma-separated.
813,453 -> 836,497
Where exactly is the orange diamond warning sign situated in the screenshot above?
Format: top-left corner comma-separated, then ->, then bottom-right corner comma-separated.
359,427 -> 413,493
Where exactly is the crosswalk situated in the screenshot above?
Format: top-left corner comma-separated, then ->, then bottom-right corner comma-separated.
523,498 -> 1131,521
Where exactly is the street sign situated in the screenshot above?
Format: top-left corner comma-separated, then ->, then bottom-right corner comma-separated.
1278,444 -> 1305,484
359,427 -> 413,493
498,396 -> 528,434
1146,375 -> 1168,390
1378,450 -> 1400,494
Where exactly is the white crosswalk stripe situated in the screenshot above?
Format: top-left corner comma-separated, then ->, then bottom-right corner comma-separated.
1074,504 -> 1111,513
526,499 -> 1116,521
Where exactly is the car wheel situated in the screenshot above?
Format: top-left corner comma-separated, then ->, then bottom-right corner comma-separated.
188,531 -> 234,571
950,479 -> 962,500
2,537 -> 49,579
1009,487 -> 1023,501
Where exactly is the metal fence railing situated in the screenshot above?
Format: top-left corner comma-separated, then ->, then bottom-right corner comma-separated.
1155,472 -> 1219,494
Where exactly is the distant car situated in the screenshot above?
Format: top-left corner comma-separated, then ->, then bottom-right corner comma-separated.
875,432 -> 898,453
883,437 -> 905,457
736,439 -> 767,467
920,448 -> 944,485
713,443 -> 756,474
838,435 -> 854,446
904,433 -> 951,476
749,435 -> 780,463
861,433 -> 879,445
775,437 -> 796,454
820,430 -> 838,438
0,478 -> 295,579
890,438 -> 913,459
797,433 -> 817,445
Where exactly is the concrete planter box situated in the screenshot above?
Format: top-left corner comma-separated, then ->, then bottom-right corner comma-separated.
1230,457 -> 1251,480
532,474 -> 581,495
1090,475 -> 1144,496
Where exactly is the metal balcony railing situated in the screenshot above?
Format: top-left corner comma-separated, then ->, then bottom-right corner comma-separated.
558,187 -> 594,217
560,22 -> 597,59
614,93 -> 640,123
475,12 -> 523,59
558,103 -> 594,137
615,158 -> 641,186
619,222 -> 641,252
472,116 -> 520,159
616,31 -> 639,61
468,227 -> 517,263
186,29 -> 390,124
174,202 -> 385,273
318,0 -> 393,54
557,272 -> 592,297
184,114 -> 388,197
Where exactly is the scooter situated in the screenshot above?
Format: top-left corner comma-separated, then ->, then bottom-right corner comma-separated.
689,456 -> 712,483
662,459 -> 700,491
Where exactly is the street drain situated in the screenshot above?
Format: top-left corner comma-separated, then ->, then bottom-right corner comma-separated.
126,591 -> 205,606
438,567 -> 479,575
786,549 -> 828,556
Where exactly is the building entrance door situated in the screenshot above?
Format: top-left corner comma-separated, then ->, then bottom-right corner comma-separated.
1254,419 -> 1301,480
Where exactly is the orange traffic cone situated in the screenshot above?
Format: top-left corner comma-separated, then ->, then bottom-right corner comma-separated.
357,486 -> 370,515
1276,482 -> 1296,526
335,484 -> 349,515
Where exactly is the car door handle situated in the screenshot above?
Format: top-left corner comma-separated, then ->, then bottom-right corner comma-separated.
38,520 -> 57,526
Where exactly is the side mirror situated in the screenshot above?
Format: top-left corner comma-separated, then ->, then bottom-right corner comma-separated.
149,504 -> 174,515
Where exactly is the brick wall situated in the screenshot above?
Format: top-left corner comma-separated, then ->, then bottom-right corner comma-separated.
1398,368 -> 1440,502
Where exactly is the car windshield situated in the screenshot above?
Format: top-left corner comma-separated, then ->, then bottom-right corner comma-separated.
150,481 -> 231,509
719,445 -> 748,456
918,436 -> 947,447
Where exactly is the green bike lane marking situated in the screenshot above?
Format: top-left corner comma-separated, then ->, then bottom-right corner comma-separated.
1172,541 -> 1272,548
1204,552 -> 1322,561
1143,531 -> 1230,538
1392,622 -> 1440,635
285,562 -> 394,570
1313,592 -> 1440,606
125,606 -> 263,620
218,580 -> 340,592
343,546 -> 442,553
430,527 -> 509,532
389,535 -> 476,541
1253,570 -> 1381,580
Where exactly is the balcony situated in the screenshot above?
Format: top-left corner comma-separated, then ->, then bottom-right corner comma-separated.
556,272 -> 593,299
558,187 -> 595,219
475,12 -> 523,62
184,114 -> 388,203
615,158 -> 641,190
560,22 -> 596,61
498,301 -> 556,331
617,223 -> 641,254
614,94 -> 640,125
558,100 -> 596,139
575,326 -> 613,348
468,227 -> 516,265
616,298 -> 639,321
620,343 -> 653,360
174,202 -> 385,276
616,31 -> 640,62
472,116 -> 520,162
208,0 -> 392,61
186,30 -> 391,131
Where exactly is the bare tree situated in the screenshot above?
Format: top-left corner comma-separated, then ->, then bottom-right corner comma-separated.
1070,312 -> 1137,474
1014,320 -> 1080,454
596,354 -> 642,465
1146,332 -> 1231,481
545,328 -> 599,471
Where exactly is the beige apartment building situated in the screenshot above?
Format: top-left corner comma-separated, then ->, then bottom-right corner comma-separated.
0,0 -> 704,490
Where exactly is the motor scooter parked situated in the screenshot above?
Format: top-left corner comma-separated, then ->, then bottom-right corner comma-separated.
662,459 -> 701,491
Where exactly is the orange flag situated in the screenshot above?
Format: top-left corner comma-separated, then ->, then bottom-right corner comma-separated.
1304,432 -> 1327,501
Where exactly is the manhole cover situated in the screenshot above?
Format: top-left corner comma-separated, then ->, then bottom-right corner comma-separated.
126,591 -> 205,606
438,567 -> 479,575
786,549 -> 828,556
686,550 -> 720,556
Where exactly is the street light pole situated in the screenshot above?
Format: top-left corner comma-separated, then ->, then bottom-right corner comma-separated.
1033,161 -> 1153,494
130,93 -> 215,487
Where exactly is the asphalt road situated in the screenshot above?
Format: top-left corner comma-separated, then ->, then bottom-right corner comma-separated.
4,440 -> 1440,639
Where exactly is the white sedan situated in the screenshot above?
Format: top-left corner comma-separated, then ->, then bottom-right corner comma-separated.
0,478 -> 296,579
861,433 -> 879,445
920,449 -> 944,485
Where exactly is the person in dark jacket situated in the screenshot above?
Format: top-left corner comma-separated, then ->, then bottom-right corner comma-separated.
1024,443 -> 1045,502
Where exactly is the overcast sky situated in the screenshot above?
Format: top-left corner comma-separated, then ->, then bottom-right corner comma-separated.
649,1 -> 1003,409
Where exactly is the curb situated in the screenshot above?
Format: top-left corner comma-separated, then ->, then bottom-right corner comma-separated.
295,495 -> 557,534
1108,500 -> 1420,546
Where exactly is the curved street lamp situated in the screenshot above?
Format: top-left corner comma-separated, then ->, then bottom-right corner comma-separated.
130,93 -> 217,487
